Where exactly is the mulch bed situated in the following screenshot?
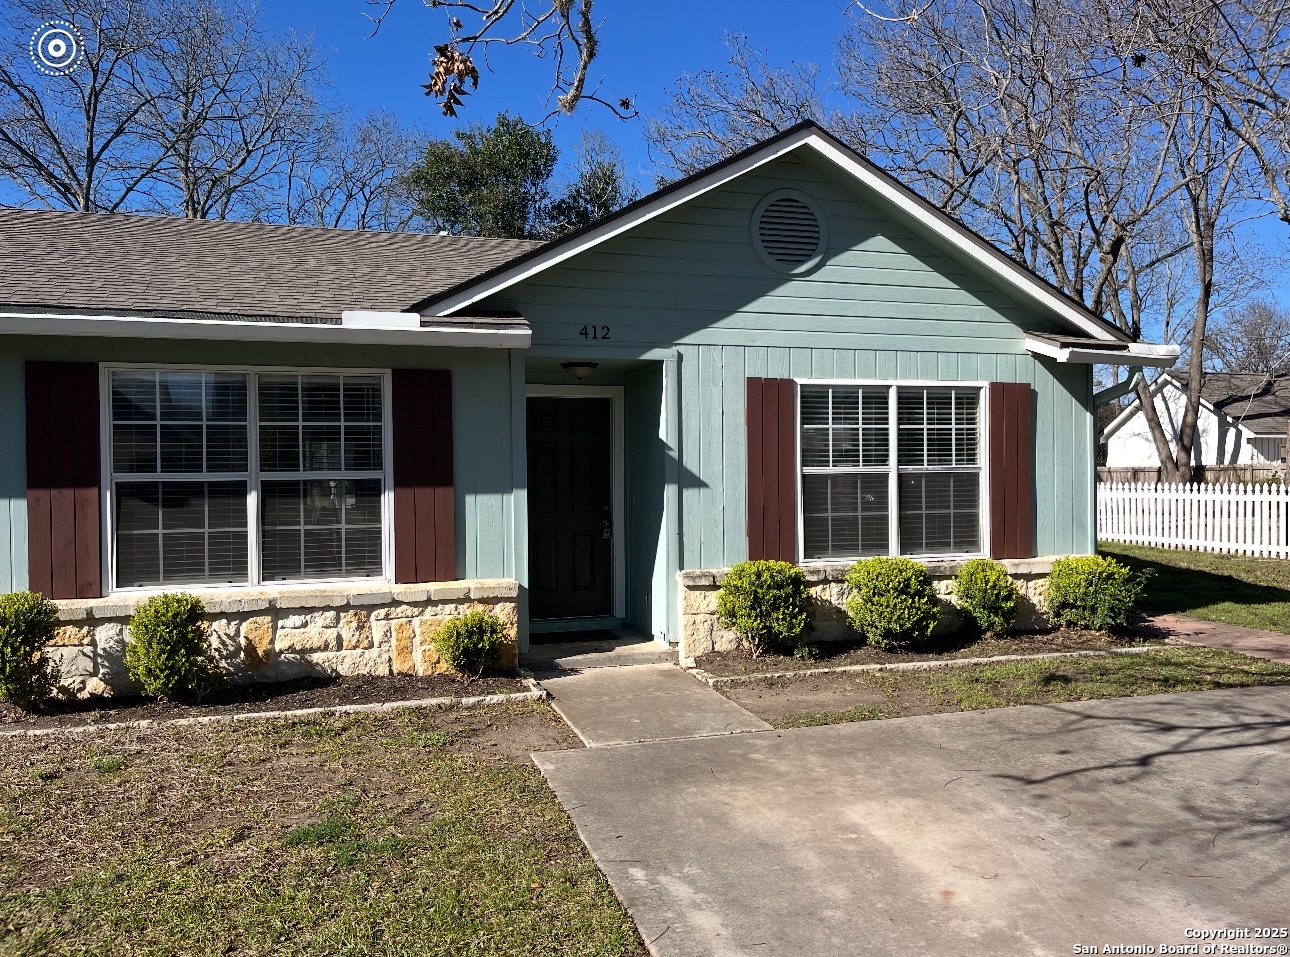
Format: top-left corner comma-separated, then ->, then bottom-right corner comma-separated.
693,627 -> 1163,677
0,672 -> 530,732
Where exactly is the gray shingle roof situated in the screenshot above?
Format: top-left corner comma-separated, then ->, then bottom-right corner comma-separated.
0,208 -> 540,323
1171,371 -> 1290,436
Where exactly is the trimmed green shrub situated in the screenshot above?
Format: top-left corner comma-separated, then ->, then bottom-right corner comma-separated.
845,557 -> 940,650
716,560 -> 813,658
126,593 -> 223,703
953,559 -> 1020,637
435,609 -> 507,682
1044,555 -> 1144,632
0,591 -> 60,710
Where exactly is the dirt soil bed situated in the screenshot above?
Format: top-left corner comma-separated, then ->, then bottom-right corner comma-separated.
0,673 -> 530,733
720,646 -> 1290,728
695,627 -> 1160,677
0,701 -> 646,956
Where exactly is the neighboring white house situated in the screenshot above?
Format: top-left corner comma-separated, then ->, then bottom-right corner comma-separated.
1104,371 -> 1290,467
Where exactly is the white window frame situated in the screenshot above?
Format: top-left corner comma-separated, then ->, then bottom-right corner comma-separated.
100,363 -> 395,594
794,379 -> 992,564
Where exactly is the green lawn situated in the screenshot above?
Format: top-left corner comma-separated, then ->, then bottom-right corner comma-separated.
0,703 -> 644,957
771,646 -> 1290,729
1100,541 -> 1290,634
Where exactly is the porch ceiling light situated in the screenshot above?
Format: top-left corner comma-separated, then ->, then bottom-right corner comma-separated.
561,361 -> 599,380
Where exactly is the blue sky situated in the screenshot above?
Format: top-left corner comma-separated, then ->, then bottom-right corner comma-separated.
255,0 -> 853,180
253,1 -> 1288,309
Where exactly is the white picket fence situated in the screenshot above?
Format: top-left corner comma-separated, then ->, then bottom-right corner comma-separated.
1098,481 -> 1290,558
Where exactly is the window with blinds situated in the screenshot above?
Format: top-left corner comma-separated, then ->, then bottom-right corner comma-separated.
108,368 -> 389,589
799,384 -> 983,560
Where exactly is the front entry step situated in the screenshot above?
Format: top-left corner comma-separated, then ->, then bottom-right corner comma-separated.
538,663 -> 772,747
542,649 -> 677,671
521,632 -> 675,673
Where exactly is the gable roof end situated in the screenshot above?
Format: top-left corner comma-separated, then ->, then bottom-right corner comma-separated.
413,121 -> 1150,349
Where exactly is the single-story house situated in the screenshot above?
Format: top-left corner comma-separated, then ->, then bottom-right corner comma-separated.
0,122 -> 1177,693
1104,371 -> 1290,469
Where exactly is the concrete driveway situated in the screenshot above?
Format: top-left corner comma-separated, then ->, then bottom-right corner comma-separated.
534,685 -> 1290,957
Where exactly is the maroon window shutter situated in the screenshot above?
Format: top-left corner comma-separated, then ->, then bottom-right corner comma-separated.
987,382 -> 1034,560
392,369 -> 456,583
25,361 -> 102,599
746,377 -> 798,563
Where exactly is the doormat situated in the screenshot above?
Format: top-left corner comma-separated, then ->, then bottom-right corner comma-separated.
528,630 -> 622,646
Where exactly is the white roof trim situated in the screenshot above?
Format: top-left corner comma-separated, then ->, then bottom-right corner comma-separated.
1024,334 -> 1179,367
424,127 -> 1128,343
1101,372 -> 1227,440
0,310 -> 531,349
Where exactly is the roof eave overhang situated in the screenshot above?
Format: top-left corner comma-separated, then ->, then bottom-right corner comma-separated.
1024,334 -> 1179,367
419,124 -> 1129,345
0,310 -> 532,349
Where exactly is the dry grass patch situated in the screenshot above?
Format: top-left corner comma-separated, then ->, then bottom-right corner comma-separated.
719,646 -> 1290,729
0,702 -> 644,957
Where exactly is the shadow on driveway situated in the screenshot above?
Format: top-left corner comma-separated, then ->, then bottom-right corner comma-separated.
536,685 -> 1290,957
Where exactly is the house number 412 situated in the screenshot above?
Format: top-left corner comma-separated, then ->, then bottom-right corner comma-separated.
579,325 -> 610,340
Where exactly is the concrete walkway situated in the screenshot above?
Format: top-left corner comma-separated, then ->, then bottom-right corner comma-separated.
535,685 -> 1290,957
1143,612 -> 1290,663
539,663 -> 771,747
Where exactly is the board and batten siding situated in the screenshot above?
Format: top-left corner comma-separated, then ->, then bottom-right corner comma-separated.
494,151 -> 1096,569
0,335 -> 520,592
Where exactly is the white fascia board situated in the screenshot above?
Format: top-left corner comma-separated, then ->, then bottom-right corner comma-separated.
424,127 -> 829,317
1023,334 -> 1179,367
0,310 -> 530,348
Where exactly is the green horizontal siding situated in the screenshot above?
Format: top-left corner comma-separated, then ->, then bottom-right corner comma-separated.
0,335 -> 518,591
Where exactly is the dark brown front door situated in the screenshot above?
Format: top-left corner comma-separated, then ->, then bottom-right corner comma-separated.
528,397 -> 613,620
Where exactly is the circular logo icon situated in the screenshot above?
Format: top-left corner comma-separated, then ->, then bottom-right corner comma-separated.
30,20 -> 85,76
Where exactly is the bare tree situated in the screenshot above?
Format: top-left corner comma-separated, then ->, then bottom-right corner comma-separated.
645,34 -> 831,177
366,0 -> 633,119
0,0 -> 191,211
1131,0 -> 1290,227
0,0 -> 332,220
284,110 -> 427,231
137,1 -> 327,220
1206,300 -> 1290,373
837,0 -> 1192,320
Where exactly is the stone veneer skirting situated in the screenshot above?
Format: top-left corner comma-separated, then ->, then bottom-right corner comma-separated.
45,580 -> 520,698
678,558 -> 1061,664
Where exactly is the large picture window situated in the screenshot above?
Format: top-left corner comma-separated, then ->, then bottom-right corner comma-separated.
800,383 -> 982,561
108,368 -> 388,590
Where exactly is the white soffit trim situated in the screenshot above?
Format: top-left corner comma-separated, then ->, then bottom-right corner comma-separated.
425,127 -> 1127,344
0,310 -> 531,348
1024,334 -> 1179,367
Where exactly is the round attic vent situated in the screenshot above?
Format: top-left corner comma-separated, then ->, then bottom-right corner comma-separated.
752,189 -> 827,273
